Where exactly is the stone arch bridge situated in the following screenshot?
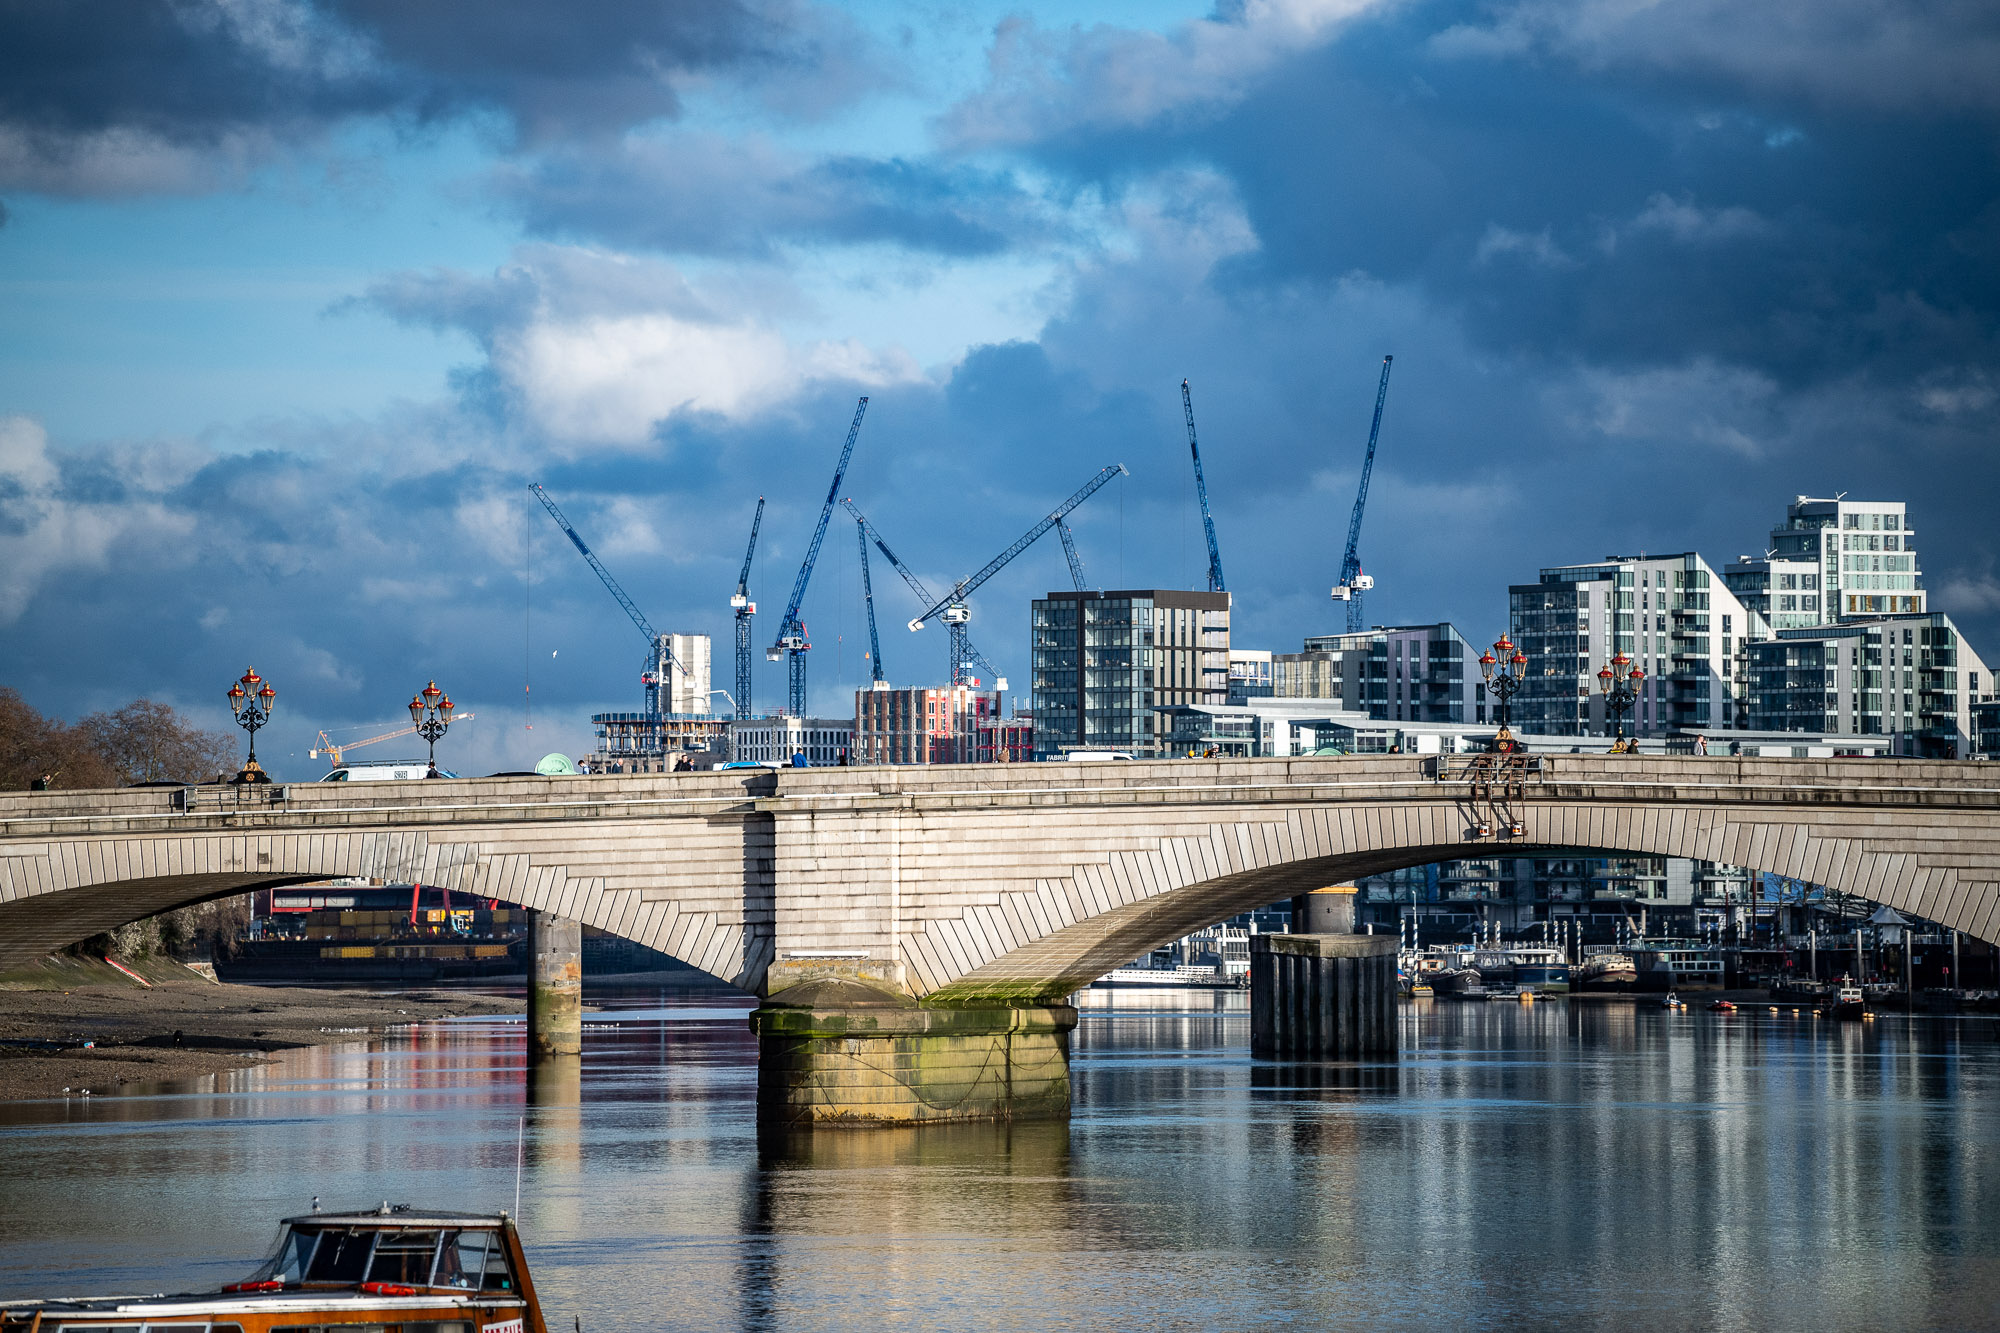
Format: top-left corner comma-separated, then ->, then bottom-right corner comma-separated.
3,756 -> 1997,1001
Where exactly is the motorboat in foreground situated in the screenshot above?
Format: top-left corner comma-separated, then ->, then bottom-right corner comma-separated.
1,1204 -> 548,1333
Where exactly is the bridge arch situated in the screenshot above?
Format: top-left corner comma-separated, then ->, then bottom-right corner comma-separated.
899,765 -> 2000,1002
0,807 -> 769,988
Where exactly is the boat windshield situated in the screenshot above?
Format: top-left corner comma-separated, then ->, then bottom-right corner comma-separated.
240,1225 -> 513,1290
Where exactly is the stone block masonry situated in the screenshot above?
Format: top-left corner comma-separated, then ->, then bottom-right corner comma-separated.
750,978 -> 1075,1128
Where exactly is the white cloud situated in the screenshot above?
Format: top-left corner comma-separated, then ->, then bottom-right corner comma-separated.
368,247 -> 927,445
1475,224 -> 1576,268
1548,360 -> 1780,458
1623,192 -> 1771,245
0,416 -> 197,623
495,307 -> 921,443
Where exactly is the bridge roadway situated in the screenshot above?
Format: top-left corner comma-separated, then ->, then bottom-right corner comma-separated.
3,755 -> 1999,998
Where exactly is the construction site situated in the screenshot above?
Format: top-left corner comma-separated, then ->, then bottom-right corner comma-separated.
503,360 -> 1394,770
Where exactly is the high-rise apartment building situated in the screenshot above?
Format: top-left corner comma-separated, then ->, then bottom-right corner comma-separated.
1746,613 -> 1991,757
1763,496 -> 1926,621
1509,553 -> 1752,737
1030,589 -> 1230,757
1271,623 -> 1485,723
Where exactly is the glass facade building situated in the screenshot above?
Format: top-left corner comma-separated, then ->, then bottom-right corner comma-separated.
1031,589 -> 1230,758
1509,552 -> 1751,737
1270,623 -> 1483,723
1745,613 -> 1992,757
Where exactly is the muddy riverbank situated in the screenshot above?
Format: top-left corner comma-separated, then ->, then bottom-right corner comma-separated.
0,965 -> 517,1100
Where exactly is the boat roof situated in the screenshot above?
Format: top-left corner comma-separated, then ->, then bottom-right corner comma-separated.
283,1205 -> 510,1227
4,1292 -> 518,1317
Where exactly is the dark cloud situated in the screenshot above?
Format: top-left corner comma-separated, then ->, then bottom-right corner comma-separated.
944,1 -> 2000,393
0,0 -> 857,192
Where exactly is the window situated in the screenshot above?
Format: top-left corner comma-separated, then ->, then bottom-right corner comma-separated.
304,1229 -> 375,1283
368,1230 -> 444,1286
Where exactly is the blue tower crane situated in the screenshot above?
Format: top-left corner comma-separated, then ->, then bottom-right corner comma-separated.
855,516 -> 887,688
729,497 -> 764,721
1332,355 -> 1394,633
1181,379 -> 1226,594
842,498 -> 1004,688
529,481 -> 678,751
909,463 -> 1128,687
769,397 -> 868,717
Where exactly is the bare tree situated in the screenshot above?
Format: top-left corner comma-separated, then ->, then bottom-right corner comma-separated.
79,699 -> 238,785
0,688 -> 118,790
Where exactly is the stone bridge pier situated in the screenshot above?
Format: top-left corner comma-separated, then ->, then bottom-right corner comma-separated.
4,756 -> 1999,1129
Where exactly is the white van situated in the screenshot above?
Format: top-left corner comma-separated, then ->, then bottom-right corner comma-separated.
319,761 -> 458,781
1063,750 -> 1136,762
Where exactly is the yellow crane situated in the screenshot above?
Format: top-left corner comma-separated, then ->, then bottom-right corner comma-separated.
310,714 -> 475,768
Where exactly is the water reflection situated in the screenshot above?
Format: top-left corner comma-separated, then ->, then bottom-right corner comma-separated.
1,987 -> 1997,1331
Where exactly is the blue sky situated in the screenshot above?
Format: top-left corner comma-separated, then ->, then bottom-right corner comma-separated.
3,0 -> 1997,777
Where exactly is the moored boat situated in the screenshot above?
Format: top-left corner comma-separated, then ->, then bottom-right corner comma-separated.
1574,950 -> 1638,992
1825,977 -> 1866,1020
1,1204 -> 548,1333
1506,946 -> 1572,994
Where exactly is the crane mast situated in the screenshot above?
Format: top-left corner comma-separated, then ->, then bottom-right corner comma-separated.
842,498 -> 1003,688
769,397 -> 868,716
1332,355 -> 1394,633
856,517 -> 887,688
909,463 -> 1128,688
730,497 -> 765,722
1182,380 -> 1226,594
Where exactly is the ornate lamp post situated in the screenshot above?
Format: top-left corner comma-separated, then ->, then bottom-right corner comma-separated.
226,666 -> 276,782
410,680 -> 455,772
1596,651 -> 1646,753
1478,634 -> 1529,753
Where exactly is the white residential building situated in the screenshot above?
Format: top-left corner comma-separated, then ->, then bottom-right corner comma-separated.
727,716 -> 854,767
1763,496 -> 1926,622
1510,552 -> 1754,737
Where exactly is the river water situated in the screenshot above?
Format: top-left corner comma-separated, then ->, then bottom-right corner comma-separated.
3,989 -> 1998,1331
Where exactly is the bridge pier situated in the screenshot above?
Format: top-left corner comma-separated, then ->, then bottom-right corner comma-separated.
1251,934 -> 1397,1059
750,978 -> 1076,1130
527,911 -> 583,1061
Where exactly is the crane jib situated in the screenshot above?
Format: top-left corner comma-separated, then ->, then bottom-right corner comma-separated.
529,482 -> 660,645
910,462 -> 1127,627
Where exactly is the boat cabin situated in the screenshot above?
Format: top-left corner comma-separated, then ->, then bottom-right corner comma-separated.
1631,940 -> 1725,991
1,1206 -> 545,1333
